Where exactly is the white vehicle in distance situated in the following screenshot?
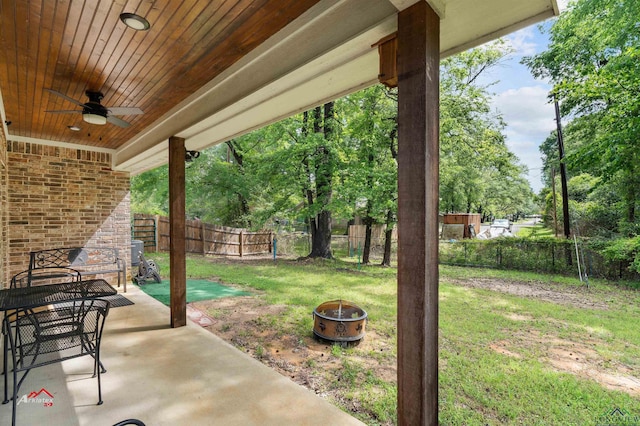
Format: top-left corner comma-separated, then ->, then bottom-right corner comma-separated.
491,218 -> 511,230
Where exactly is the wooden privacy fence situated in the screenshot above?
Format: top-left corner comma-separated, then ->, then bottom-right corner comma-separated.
133,214 -> 272,256
348,224 -> 397,252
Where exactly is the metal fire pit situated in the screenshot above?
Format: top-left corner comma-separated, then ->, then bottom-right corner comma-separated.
313,300 -> 367,344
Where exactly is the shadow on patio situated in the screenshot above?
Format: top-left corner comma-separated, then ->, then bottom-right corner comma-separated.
0,285 -> 365,426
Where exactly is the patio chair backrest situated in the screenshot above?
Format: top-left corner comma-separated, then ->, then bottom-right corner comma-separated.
113,420 -> 146,426
10,267 -> 81,288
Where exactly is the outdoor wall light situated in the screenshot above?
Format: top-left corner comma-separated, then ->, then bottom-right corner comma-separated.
185,150 -> 201,162
120,13 -> 151,31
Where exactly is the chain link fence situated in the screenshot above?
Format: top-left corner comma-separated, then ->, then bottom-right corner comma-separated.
440,239 -> 639,281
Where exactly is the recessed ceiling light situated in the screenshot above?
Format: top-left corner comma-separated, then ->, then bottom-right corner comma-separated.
120,13 -> 151,31
68,125 -> 81,131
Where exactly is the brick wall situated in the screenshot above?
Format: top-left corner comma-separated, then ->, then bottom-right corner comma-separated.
6,141 -> 131,281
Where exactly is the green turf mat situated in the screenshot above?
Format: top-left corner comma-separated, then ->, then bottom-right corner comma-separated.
139,279 -> 250,306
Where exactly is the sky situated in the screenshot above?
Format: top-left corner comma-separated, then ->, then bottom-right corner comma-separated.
483,0 -> 570,193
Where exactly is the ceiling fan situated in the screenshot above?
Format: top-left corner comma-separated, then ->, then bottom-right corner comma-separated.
45,89 -> 144,128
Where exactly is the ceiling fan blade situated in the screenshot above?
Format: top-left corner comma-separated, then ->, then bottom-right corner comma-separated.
107,115 -> 131,128
45,110 -> 82,114
107,107 -> 144,116
45,89 -> 85,107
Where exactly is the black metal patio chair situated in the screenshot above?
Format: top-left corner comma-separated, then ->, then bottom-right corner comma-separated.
4,298 -> 110,426
3,268 -> 83,381
113,420 -> 146,426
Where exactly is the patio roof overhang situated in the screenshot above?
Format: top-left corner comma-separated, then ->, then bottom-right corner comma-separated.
0,0 -> 558,173
113,0 -> 558,174
1,1 -> 559,424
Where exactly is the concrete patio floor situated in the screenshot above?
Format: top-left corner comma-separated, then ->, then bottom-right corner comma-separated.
0,284 -> 366,426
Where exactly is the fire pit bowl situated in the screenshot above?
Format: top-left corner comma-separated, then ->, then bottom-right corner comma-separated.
313,300 -> 367,344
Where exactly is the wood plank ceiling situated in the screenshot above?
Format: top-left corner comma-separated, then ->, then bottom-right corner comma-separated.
0,0 -> 320,150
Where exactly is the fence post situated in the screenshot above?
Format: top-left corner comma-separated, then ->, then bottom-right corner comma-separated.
154,215 -> 160,252
464,242 -> 467,264
239,230 -> 244,257
201,221 -> 206,255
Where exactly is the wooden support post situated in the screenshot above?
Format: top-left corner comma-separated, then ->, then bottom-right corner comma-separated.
169,136 -> 187,328
397,2 -> 440,425
239,230 -> 244,257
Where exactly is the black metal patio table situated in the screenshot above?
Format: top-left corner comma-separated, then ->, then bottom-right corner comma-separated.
1,279 -> 116,426
0,279 -> 116,311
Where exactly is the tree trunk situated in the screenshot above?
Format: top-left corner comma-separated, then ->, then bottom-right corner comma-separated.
362,216 -> 373,264
308,102 -> 335,259
226,140 -> 251,225
381,103 -> 398,267
381,209 -> 394,267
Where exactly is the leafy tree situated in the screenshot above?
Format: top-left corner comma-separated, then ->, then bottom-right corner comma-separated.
131,43 -> 538,260
440,42 -> 534,220
130,166 -> 169,215
524,0 -> 640,235
338,86 -> 398,265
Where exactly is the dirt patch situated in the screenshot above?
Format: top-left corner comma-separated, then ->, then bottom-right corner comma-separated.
490,331 -> 640,397
447,278 -> 611,310
185,258 -> 639,422
191,295 -> 396,396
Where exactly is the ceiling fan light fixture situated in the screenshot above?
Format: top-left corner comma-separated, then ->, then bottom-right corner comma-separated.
120,13 -> 151,31
83,112 -> 107,125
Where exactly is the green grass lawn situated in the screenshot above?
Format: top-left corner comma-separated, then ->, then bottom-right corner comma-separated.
149,252 -> 640,425
516,224 -> 556,238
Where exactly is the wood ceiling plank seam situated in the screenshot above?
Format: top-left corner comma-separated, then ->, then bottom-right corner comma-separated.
62,0 -> 106,129
51,0 -> 85,135
191,1 -> 319,84
217,0 -> 320,69
130,2 -> 222,110
65,2 -> 110,100
105,0 -> 160,108
23,0 -> 39,138
131,0 -> 277,117
63,2 -> 121,148
0,1 -> 20,135
184,0 -> 269,70
38,1 -> 62,141
73,1 -> 117,98
45,0 -> 81,142
15,0 -> 30,137
180,0 -> 249,55
237,0 -> 322,45
91,1 -> 149,106
102,0 -> 204,147
40,0 -> 67,138
130,0 -> 253,108
116,0 -> 330,158
104,0 -> 203,119
32,0 -> 56,140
